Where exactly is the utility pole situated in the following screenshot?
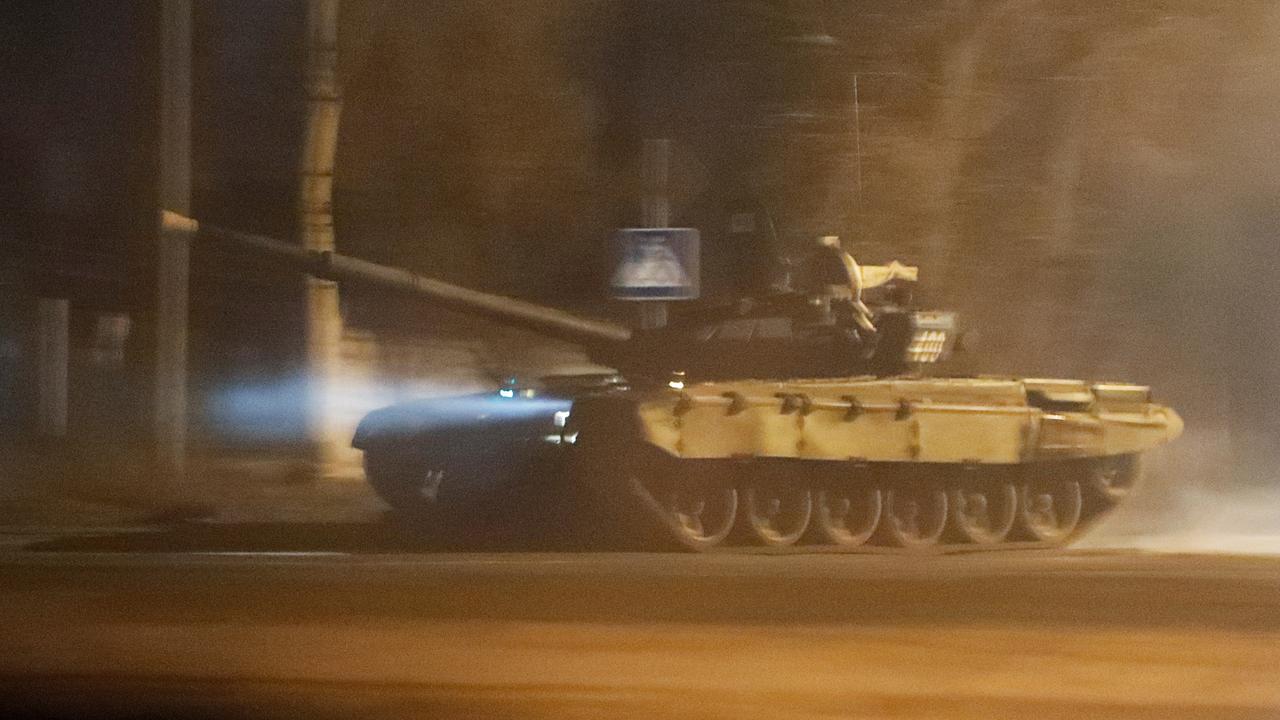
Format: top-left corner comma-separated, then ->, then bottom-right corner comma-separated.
155,0 -> 193,480
300,0 -> 344,476
639,138 -> 671,329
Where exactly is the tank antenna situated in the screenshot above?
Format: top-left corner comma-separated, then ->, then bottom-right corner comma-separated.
852,73 -> 864,210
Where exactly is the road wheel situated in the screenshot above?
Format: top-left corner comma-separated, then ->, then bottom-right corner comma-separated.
363,451 -> 448,520
878,482 -> 948,549
1085,455 -> 1142,505
948,477 -> 1017,545
744,483 -> 812,547
660,484 -> 738,551
813,485 -> 881,547
1015,478 -> 1083,543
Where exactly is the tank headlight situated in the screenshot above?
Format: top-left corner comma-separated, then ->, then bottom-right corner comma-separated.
499,376 -> 526,398
668,371 -> 687,390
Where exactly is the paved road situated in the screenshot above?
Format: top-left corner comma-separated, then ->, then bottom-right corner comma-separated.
0,531 -> 1277,719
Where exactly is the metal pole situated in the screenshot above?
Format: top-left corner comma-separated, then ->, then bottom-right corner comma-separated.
639,138 -> 670,329
155,0 -> 192,478
301,0 -> 344,476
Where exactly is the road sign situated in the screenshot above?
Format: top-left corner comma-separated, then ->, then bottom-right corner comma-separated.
610,228 -> 700,301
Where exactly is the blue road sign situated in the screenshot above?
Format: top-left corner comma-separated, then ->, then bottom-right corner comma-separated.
610,228 -> 700,301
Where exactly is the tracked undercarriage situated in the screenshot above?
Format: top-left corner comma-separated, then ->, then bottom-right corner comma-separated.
569,376 -> 1182,552
608,455 -> 1136,553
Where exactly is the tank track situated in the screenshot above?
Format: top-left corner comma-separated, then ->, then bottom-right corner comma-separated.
366,445 -> 1136,553
589,454 -> 1133,554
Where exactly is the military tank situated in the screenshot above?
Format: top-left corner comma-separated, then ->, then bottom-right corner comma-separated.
194,218 -> 1184,552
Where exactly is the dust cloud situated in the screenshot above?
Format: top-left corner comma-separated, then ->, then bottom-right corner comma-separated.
1081,428 -> 1280,555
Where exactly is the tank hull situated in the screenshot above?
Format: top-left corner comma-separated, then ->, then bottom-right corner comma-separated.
566,376 -> 1182,552
358,375 -> 1179,552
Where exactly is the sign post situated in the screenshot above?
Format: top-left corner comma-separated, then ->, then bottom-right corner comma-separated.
639,138 -> 671,328
610,228 -> 700,302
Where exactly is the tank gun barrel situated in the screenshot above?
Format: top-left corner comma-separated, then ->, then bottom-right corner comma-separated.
176,213 -> 633,345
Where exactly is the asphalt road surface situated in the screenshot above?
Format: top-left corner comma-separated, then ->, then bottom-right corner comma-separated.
0,528 -> 1278,720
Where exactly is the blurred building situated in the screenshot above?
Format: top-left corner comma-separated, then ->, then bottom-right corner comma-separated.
0,4 -> 158,449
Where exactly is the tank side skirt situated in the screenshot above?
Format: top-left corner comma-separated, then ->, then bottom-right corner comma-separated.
640,390 -> 1179,463
651,392 -> 1040,463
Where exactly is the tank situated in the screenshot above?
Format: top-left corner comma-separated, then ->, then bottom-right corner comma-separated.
197,218 -> 1184,552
